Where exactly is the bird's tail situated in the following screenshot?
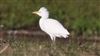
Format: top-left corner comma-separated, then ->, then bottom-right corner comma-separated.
62,32 -> 70,38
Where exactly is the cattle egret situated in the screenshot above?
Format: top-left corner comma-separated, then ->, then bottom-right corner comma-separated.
32,7 -> 70,42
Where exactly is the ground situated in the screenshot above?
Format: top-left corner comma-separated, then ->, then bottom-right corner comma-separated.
0,32 -> 100,56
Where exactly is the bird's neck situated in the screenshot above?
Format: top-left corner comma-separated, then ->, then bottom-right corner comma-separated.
41,16 -> 49,19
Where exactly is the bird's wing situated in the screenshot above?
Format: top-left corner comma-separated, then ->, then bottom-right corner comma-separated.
43,19 -> 69,35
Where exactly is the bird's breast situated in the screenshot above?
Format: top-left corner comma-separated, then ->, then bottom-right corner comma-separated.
39,19 -> 47,31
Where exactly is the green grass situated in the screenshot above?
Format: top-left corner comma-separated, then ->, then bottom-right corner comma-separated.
0,0 -> 100,35
0,35 -> 99,56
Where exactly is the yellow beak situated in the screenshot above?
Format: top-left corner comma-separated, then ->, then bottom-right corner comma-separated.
32,11 -> 38,14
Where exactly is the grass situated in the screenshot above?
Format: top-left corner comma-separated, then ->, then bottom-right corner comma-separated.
0,35 -> 99,56
0,0 -> 100,35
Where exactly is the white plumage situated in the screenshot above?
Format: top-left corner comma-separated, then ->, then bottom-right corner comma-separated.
32,7 -> 70,41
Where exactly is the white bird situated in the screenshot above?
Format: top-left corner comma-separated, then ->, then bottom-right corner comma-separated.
32,7 -> 70,42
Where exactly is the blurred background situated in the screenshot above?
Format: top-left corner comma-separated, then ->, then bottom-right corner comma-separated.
0,0 -> 100,56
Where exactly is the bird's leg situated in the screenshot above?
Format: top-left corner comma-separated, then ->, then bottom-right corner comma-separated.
52,37 -> 56,45
53,37 -> 56,42
49,35 -> 56,47
50,36 -> 55,45
50,36 -> 56,55
51,37 -> 57,51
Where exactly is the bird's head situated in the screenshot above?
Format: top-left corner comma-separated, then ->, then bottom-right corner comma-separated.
32,7 -> 49,18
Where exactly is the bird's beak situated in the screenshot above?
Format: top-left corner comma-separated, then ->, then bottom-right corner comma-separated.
32,11 -> 38,15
